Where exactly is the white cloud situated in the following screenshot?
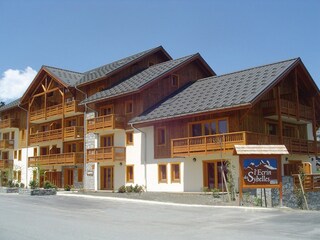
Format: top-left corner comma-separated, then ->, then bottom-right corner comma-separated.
0,67 -> 37,103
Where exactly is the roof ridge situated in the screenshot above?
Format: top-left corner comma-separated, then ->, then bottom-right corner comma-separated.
148,53 -> 197,69
43,65 -> 83,75
83,46 -> 163,74
201,57 -> 300,81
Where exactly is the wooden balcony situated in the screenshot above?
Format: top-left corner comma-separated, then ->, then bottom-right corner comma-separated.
0,159 -> 13,169
29,129 -> 62,144
0,118 -> 19,129
0,139 -> 14,149
29,152 -> 84,167
30,100 -> 83,122
87,147 -> 126,163
293,174 -> 320,192
64,126 -> 84,140
87,114 -> 125,132
171,131 -> 320,157
262,99 -> 313,121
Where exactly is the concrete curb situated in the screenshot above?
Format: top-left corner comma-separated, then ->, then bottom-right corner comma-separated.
57,192 -> 276,211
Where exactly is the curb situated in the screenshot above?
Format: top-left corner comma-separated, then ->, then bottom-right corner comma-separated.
57,192 -> 275,211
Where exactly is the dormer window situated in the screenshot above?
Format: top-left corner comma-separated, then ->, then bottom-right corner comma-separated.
171,75 -> 179,87
125,101 -> 133,114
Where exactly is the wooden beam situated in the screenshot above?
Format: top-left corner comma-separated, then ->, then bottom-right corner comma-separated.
33,87 -> 60,98
312,97 -> 317,157
276,86 -> 283,144
294,68 -> 300,121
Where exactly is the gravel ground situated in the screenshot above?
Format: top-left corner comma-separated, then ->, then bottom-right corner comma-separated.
61,190 -> 240,206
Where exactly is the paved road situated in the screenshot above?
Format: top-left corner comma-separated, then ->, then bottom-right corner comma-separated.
0,193 -> 319,240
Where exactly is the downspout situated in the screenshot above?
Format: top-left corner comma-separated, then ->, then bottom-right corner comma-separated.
18,103 -> 29,188
130,123 -> 147,191
74,85 -> 98,191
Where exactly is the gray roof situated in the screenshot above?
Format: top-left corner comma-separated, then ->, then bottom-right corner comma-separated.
81,54 -> 198,105
0,98 -> 21,112
76,46 -> 169,86
130,58 -> 299,124
43,66 -> 84,86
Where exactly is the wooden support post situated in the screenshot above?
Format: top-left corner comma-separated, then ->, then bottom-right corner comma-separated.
312,97 -> 317,157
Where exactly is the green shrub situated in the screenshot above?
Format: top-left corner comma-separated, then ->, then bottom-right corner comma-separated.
19,183 -> 25,188
118,184 -> 144,194
64,185 -> 71,191
43,181 -> 57,189
7,180 -> 15,188
126,185 -> 134,193
118,185 -> 126,193
15,183 -> 20,188
212,188 -> 220,198
29,180 -> 39,189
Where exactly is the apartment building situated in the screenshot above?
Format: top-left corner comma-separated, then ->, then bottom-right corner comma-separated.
0,46 -> 319,192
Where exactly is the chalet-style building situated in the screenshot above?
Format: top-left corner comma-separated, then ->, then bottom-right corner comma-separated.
0,46 -> 319,193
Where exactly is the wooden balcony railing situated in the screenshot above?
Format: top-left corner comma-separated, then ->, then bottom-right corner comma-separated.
0,118 -> 19,129
29,129 -> 62,144
261,99 -> 313,120
171,131 -> 319,157
0,139 -> 14,149
87,114 -> 125,132
87,147 -> 126,163
29,152 -> 84,167
0,159 -> 13,169
293,174 -> 320,192
30,101 -> 83,122
64,126 -> 84,139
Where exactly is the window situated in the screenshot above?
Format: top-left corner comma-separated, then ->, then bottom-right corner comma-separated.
33,148 -> 38,157
171,163 -> 180,183
125,101 -> 133,114
33,170 -> 37,181
11,131 -> 15,140
14,150 -> 17,159
100,135 -> 114,147
158,164 -> 167,183
21,130 -> 25,140
78,168 -> 83,183
283,124 -> 297,138
156,127 -> 166,145
171,75 -> 179,87
126,131 -> 134,145
18,150 -> 22,161
66,118 -> 77,127
266,122 -> 277,135
100,105 -> 114,116
17,171 -> 21,182
126,165 -> 134,183
13,170 -> 17,180
190,119 -> 228,137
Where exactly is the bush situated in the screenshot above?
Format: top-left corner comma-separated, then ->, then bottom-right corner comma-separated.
118,185 -> 126,193
118,184 -> 144,194
7,180 -> 15,188
43,181 -> 57,189
29,180 -> 39,189
19,183 -> 25,188
212,188 -> 220,198
15,183 -> 20,188
126,185 -> 134,193
133,184 -> 144,194
64,185 -> 71,191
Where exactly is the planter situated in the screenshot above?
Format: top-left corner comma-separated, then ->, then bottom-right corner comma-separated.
19,188 -> 57,196
0,187 -> 19,193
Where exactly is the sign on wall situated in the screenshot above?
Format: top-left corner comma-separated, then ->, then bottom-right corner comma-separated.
243,158 -> 278,186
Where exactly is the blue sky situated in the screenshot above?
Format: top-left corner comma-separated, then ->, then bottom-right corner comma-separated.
0,0 -> 319,103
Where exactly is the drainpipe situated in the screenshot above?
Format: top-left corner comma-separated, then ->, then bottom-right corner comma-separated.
130,123 -> 147,191
74,85 -> 98,191
18,103 -> 29,188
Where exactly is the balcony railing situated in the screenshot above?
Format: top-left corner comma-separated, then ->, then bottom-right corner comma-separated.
29,129 -> 62,144
293,174 -> 320,192
261,99 -> 313,120
30,101 -> 83,122
0,159 -> 13,169
29,152 -> 84,167
171,131 -> 319,157
0,139 -> 14,149
87,147 -> 126,163
64,126 -> 84,139
87,114 -> 125,132
0,118 -> 19,129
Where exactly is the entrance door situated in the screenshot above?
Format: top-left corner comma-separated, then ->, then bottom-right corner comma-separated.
100,166 -> 114,190
203,161 -> 227,191
46,172 -> 62,188
64,168 -> 74,186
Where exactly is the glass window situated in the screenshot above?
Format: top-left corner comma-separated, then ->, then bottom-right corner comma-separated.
267,123 -> 277,135
218,120 -> 227,134
191,123 -> 202,136
157,128 -> 166,145
126,132 -> 134,145
158,164 -> 167,183
171,163 -> 180,183
126,165 -> 134,183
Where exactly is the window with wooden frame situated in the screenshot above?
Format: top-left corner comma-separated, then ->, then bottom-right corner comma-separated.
21,129 -> 25,140
17,171 -> 21,182
14,150 -> 17,159
100,105 -> 114,116
33,148 -> 38,157
125,101 -> 133,114
11,131 -> 15,140
66,118 -> 77,127
3,132 -> 9,140
126,165 -> 134,183
13,170 -> 17,180
283,124 -> 298,138
156,127 -> 166,146
171,163 -> 180,183
33,170 -> 37,181
189,118 -> 228,137
126,131 -> 134,145
40,146 -> 49,156
158,164 -> 167,183
78,168 -> 83,182
18,150 -> 22,161
171,74 -> 179,87
100,135 -> 114,147
266,121 -> 278,136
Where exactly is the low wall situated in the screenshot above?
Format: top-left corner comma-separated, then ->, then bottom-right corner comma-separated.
0,187 -> 19,193
19,188 -> 57,196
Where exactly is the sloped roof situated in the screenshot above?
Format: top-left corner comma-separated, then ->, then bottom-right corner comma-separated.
130,58 -> 299,124
81,54 -> 200,105
44,66 -> 84,86
76,46 -> 171,86
0,98 -> 21,112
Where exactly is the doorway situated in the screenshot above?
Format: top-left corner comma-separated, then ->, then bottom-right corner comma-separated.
203,160 -> 227,191
64,168 -> 74,186
100,166 -> 114,190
